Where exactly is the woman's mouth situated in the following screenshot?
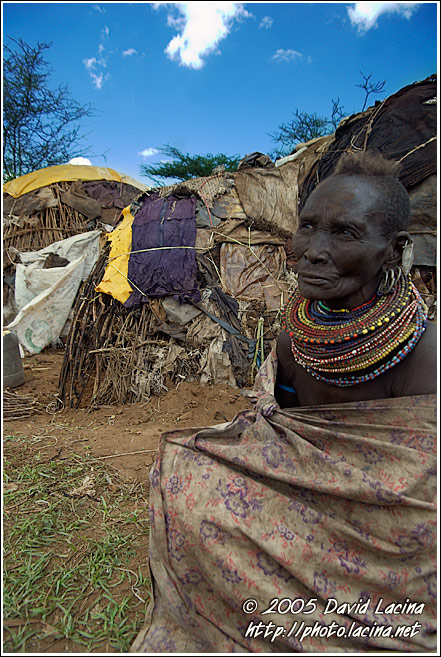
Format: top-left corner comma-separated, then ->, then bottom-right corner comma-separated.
299,273 -> 330,284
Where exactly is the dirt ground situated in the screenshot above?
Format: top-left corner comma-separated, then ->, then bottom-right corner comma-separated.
3,347 -> 253,654
4,348 -> 253,482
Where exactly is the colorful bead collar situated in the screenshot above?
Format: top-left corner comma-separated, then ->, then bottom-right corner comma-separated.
282,273 -> 427,387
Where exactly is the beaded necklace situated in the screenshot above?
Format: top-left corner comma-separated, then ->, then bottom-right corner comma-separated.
282,273 -> 427,387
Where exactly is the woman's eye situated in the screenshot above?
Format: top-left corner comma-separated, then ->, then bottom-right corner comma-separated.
339,228 -> 355,237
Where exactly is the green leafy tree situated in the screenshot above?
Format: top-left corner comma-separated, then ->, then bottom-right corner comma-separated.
140,145 -> 241,185
3,38 -> 94,182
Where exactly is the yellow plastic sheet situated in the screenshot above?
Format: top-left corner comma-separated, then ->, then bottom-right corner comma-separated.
4,164 -> 148,198
95,206 -> 134,304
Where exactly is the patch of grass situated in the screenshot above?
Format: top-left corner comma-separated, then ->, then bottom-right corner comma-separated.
3,436 -> 151,653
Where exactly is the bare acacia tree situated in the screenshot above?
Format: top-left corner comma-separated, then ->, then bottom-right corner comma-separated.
3,38 -> 95,181
356,71 -> 386,111
269,100 -> 345,159
329,97 -> 346,130
268,71 -> 387,159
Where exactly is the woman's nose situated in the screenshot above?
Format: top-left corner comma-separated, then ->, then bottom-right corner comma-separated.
304,231 -> 329,263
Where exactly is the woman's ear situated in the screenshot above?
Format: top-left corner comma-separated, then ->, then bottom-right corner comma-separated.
383,231 -> 412,270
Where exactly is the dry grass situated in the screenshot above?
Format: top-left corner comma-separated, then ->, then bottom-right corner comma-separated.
3,433 -> 151,653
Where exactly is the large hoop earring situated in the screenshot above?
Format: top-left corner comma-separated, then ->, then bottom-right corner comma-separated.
378,267 -> 400,296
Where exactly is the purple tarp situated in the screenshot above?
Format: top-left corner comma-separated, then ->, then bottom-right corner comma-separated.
125,193 -> 200,308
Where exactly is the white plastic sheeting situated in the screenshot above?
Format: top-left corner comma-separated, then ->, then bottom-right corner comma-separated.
6,231 -> 101,355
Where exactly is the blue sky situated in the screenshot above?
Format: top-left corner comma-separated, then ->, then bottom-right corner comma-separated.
2,1 -> 438,185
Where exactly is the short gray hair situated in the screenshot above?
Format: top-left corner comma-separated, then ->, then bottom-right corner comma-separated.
332,150 -> 410,237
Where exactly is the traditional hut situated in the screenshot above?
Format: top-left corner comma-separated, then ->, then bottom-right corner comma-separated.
3,165 -> 148,345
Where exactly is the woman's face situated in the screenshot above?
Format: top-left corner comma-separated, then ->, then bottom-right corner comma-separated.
292,175 -> 393,310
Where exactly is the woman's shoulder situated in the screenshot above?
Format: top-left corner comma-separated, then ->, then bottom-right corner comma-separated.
407,320 -> 437,367
276,330 -> 292,357
390,320 -> 437,397
417,319 -> 437,349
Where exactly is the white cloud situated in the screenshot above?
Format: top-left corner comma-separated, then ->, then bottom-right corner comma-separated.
69,157 -> 92,166
83,57 -> 97,71
84,25 -> 111,88
94,4 -> 104,13
123,48 -> 138,57
139,147 -> 159,158
347,2 -> 420,33
90,72 -> 105,90
156,2 -> 252,69
272,48 -> 302,62
259,16 -> 273,29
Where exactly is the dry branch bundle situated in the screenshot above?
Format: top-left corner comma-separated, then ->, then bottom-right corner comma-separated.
3,389 -> 42,420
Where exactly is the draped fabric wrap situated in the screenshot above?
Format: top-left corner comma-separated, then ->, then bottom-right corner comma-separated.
132,350 -> 437,653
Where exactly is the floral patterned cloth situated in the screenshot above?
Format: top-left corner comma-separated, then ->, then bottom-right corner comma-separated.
131,350 -> 437,653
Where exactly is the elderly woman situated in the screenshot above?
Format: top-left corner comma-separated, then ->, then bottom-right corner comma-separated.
276,151 -> 436,407
132,151 -> 436,655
